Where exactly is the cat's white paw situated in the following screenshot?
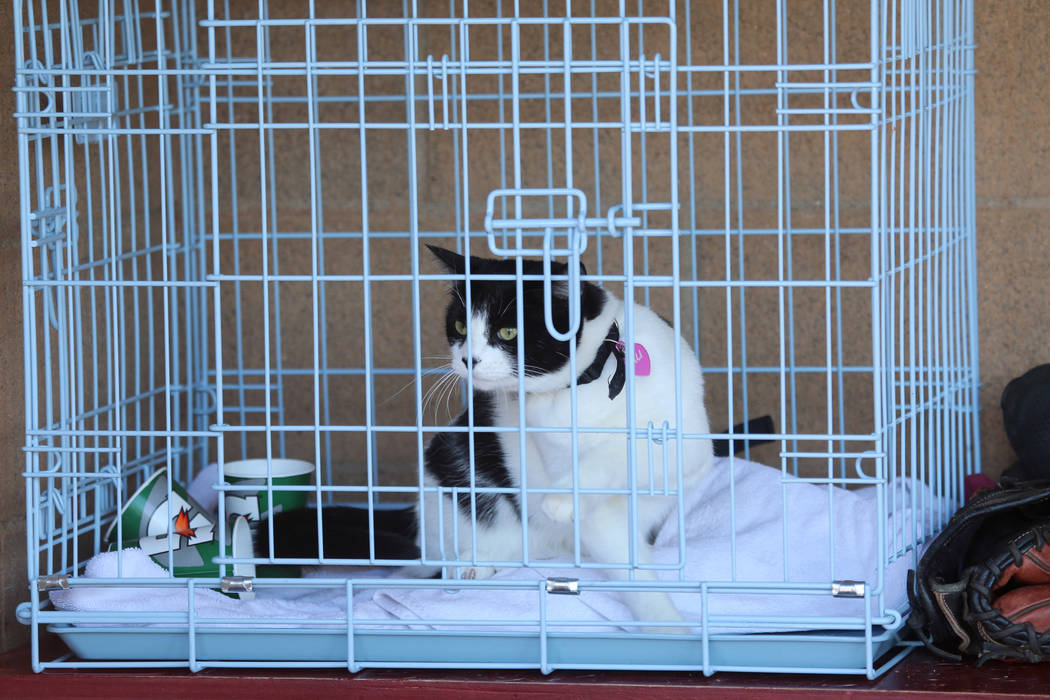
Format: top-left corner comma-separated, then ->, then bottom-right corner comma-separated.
542,493 -> 575,523
459,565 -> 497,580
643,625 -> 694,635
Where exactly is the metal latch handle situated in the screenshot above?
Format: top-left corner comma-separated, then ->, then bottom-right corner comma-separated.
832,580 -> 866,598
546,577 -> 580,595
221,576 -> 254,594
37,575 -> 69,592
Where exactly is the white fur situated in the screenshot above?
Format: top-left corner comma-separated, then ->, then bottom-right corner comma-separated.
448,311 -> 517,392
417,288 -> 714,632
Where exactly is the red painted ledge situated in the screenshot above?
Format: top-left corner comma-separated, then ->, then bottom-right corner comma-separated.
3,639 -> 1050,699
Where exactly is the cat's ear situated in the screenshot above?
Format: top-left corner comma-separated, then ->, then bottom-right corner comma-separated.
426,244 -> 465,274
549,260 -> 589,299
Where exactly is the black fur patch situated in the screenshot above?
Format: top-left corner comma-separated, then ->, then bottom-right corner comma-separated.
424,392 -> 517,525
251,506 -> 419,560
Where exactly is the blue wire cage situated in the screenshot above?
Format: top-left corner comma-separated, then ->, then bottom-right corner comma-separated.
14,0 -> 978,677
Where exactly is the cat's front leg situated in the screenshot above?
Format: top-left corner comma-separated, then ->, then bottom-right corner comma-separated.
455,562 -> 495,579
539,440 -> 626,524
580,495 -> 692,634
450,494 -> 523,580
455,562 -> 498,580
540,478 -> 577,523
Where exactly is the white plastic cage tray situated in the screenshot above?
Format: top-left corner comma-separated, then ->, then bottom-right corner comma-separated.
47,625 -> 912,675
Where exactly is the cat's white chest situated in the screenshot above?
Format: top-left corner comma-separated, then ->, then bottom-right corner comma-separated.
523,390 -> 574,466
523,379 -> 619,484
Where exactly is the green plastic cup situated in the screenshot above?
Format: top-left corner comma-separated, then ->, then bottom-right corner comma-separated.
224,458 -> 315,578
105,468 -> 216,546
223,458 -> 314,520
108,515 -> 256,600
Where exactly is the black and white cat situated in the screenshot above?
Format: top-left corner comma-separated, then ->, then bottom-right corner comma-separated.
412,245 -> 712,629
257,245 -> 714,630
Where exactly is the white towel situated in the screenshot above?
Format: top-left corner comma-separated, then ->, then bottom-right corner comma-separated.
48,549 -> 368,627
371,457 -> 947,633
52,457 -> 950,635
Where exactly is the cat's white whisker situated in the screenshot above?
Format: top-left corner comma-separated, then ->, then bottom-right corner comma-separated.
438,375 -> 461,421
497,296 -> 517,318
422,371 -> 458,419
427,371 -> 463,422
382,362 -> 455,406
421,371 -> 452,412
442,372 -> 466,421
442,381 -> 456,422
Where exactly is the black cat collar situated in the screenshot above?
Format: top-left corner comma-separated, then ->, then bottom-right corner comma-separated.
575,322 -> 627,400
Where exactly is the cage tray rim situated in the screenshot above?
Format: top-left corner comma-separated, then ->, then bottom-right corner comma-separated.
45,623 -> 906,674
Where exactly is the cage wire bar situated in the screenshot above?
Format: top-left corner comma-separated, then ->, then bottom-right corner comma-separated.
14,0 -> 978,677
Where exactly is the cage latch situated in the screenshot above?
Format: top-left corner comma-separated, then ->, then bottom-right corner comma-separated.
36,575 -> 69,592
483,187 -> 589,342
71,52 -> 117,144
545,577 -> 580,595
221,576 -> 254,594
831,580 -> 866,598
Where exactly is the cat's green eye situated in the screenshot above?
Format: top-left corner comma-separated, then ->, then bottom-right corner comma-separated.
498,327 -> 518,341
454,320 -> 468,336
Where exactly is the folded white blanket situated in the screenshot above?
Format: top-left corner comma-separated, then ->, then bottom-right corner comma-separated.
51,457 -> 949,635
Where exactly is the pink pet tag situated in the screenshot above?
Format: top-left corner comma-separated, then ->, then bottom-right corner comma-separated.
615,341 -> 651,376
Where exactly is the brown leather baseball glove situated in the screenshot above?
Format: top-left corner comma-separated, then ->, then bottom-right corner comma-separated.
908,483 -> 1050,664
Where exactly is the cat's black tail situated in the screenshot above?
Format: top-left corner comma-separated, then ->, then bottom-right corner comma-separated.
251,506 -> 420,561
712,415 -> 775,457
